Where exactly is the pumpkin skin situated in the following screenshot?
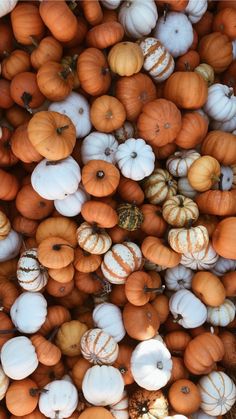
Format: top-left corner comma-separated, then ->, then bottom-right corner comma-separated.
164,331 -> 192,356
37,236 -> 74,269
1,50 -> 31,81
207,299 -> 235,327
117,203 -> 144,232
168,225 -> 209,254
82,160 -> 120,197
195,190 -> 236,216
30,36 -> 63,70
30,334 -> 61,367
175,112 -> 208,150
162,195 -> 199,227
10,3 -> 45,46
118,0 -> 158,39
201,131 -> 236,166
169,289 -> 207,329
187,156 -> 221,192
37,61 -> 74,102
183,332 -> 225,375
221,271 -> 236,297
55,320 -> 87,357
77,48 -> 111,96
191,271 -> 226,307
168,379 -> 201,415
167,150 -> 201,178
164,72 -> 208,110
36,216 -> 77,247
137,99 -> 182,147
11,123 -> 42,164
0,79 -> 14,109
144,168 -> 177,205
198,32 -> 233,73
92,302 -> 125,343
80,0 -> 103,26
80,328 -> 119,365
76,222 -> 112,255
81,201 -> 118,229
123,302 -> 160,340
0,169 -> 19,201
113,344 -> 134,385
16,184 -> 54,221
140,204 -> 167,237
125,271 -> 162,306
212,217 -> 236,259
79,407 -> 114,419
129,388 -> 169,419
142,236 -> 181,268
90,95 -> 126,133
108,41 -> 143,77
181,243 -> 219,271
0,21 -> 14,58
175,50 -> 200,72
118,177 -> 144,205
218,330 -> 236,369
17,248 -> 48,292
6,378 -> 39,416
86,21 -> 124,49
39,0 -> 77,42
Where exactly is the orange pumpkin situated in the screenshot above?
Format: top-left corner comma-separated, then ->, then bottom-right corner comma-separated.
0,169 -> 20,200
31,362 -> 65,387
175,51 -> 200,72
11,123 -> 42,164
15,184 -> 54,220
113,343 -> 134,385
37,61 -> 74,102
141,236 -> 181,268
81,200 -> 118,228
36,216 -> 77,246
164,331 -> 192,356
1,50 -> 31,80
0,21 -> 14,59
201,131 -> 236,165
169,356 -> 189,384
86,21 -> 124,49
10,3 -> 45,46
46,277 -> 74,298
74,270 -> 103,294
117,176 -> 144,205
158,0 -> 188,11
175,112 -> 208,149
221,271 -> 236,297
71,357 -> 91,389
168,379 -> 201,415
38,237 -> 75,269
213,7 -> 236,40
151,294 -> 169,324
140,204 -> 167,237
82,160 -> 120,197
198,32 -> 233,73
187,156 -> 221,192
80,0 -> 103,26
193,214 -> 219,238
0,312 -> 15,349
90,95 -> 126,132
0,79 -> 14,109
221,60 -> 236,94
5,105 -> 31,128
31,36 -> 63,70
39,0 -> 77,42
110,284 -> 128,307
39,305 -> 71,336
74,248 -> 101,273
12,215 -> 38,237
0,127 -> 18,167
193,11 -> 213,38
6,379 -> 39,416
123,302 -> 160,340
10,72 -> 45,112
30,334 -> 61,367
195,190 -> 236,216
48,264 -> 75,284
192,271 -> 226,306
125,271 -> 163,306
212,217 -> 236,259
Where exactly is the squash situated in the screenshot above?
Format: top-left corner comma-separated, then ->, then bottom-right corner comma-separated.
118,0 -> 158,38
38,379 -> 78,418
80,328 -> 119,364
129,388 -> 168,419
168,379 -> 201,415
108,42 -> 143,76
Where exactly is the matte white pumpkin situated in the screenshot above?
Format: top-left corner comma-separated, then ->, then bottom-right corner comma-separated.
54,186 -> 89,217
198,371 -> 236,416
1,336 -> 38,380
169,289 -> 207,328
0,229 -> 22,262
10,291 -> 47,333
212,166 -> 233,191
0,0 -> 17,17
207,299 -> 235,327
0,365 -> 9,401
166,150 -> 200,178
211,114 -> 236,132
80,328 -> 119,365
17,248 -> 48,292
181,243 -> 219,270
39,380 -> 78,419
118,0 -> 158,39
49,92 -> 91,138
177,177 -> 197,199
153,12 -> 193,58
165,265 -> 193,291
131,339 -> 172,390
184,0 -> 208,23
82,365 -> 124,406
204,84 -> 236,122
211,256 -> 236,277
81,131 -> 118,164
102,0 -> 121,9
115,138 -> 155,181
31,156 -> 81,200
93,303 -> 126,342
191,410 -> 218,419
109,390 -> 129,419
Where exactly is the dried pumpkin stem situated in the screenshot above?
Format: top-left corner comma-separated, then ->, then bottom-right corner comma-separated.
173,314 -> 183,323
144,284 -> 165,293
218,173 -> 224,191
56,125 -> 69,135
181,386 -> 190,394
21,92 -> 33,114
29,388 -> 49,397
186,218 -> 194,229
47,326 -> 60,342
59,66 -> 72,79
0,328 -> 18,334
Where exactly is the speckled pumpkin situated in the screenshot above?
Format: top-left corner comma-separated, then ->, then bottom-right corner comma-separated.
117,203 -> 144,231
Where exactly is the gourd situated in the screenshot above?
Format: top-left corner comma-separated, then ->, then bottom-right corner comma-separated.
38,379 -> 78,418
92,303 -> 125,342
10,292 -> 47,333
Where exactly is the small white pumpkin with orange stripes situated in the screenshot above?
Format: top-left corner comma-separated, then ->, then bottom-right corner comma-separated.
101,242 -> 142,284
76,222 -> 112,255
17,248 -> 48,292
166,150 -> 200,178
143,169 -> 177,205
80,328 -> 119,365
162,195 -> 199,227
168,225 -> 209,254
181,243 -> 219,270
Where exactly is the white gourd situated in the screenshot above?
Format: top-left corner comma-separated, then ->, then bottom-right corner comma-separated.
93,303 -> 126,342
54,186 -> 89,217
39,380 -> 78,418
17,248 -> 48,292
81,132 -> 118,164
10,292 -> 47,334
118,0 -> 158,39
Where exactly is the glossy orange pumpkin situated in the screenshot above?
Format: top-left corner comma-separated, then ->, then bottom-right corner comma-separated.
82,160 -> 120,197
90,95 -> 126,132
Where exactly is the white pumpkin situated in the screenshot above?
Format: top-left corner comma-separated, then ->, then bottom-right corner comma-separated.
211,114 -> 236,132
80,328 -> 119,365
181,243 -> 219,270
207,299 -> 235,327
191,410 -> 218,419
77,222 -> 112,255
101,242 -> 143,284
198,371 -> 236,416
82,365 -> 124,406
93,303 -> 126,342
1,336 -> 38,380
115,138 -> 155,181
102,0 -> 121,9
212,165 -> 233,191
17,248 -> 48,292
184,0 -> 208,23
165,265 -> 193,291
10,291 -> 47,334
138,37 -> 175,83
118,0 -> 158,39
204,84 -> 236,122
168,225 -> 209,254
81,131 -> 118,164
109,390 -> 129,419
169,289 -> 207,328
39,380 -> 78,419
131,339 -> 172,390
49,92 -> 91,138
0,0 -> 17,17
232,39 -> 236,60
177,177 -> 197,198
114,121 -> 135,143
211,256 -> 236,276
0,365 -> 9,401
54,186 -> 89,217
31,156 -> 81,200
0,229 -> 22,262
153,12 -> 193,58
166,150 -> 200,178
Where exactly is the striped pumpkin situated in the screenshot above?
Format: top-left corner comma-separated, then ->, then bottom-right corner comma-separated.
144,168 -> 177,205
76,222 -> 112,255
109,390 -> 129,418
0,211 -> 11,241
138,37 -> 175,82
101,242 -> 142,284
162,195 -> 199,227
168,225 -> 209,254
17,248 -> 48,292
80,328 -> 119,365
166,150 -> 200,178
117,203 -> 144,231
181,243 -> 219,270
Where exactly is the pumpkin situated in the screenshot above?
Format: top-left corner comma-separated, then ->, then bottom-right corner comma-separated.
213,217 -> 236,259
82,365 -> 124,406
143,168 -> 178,204
117,203 -> 143,232
0,280 -> 19,313
169,289 -> 207,328
10,72 -> 45,113
194,63 -> 215,87
54,187 -> 89,218
213,7 -> 236,40
167,150 -> 200,178
81,131 -> 118,165
10,291 -> 47,334
79,407 -> 114,419
140,204 -> 167,237
162,195 -> 199,227
192,271 -> 226,307
187,156 -> 221,192
118,0 -> 158,38
30,36 -> 63,70
86,21 -> 124,49
1,50 -> 31,81
0,126 -> 18,167
221,271 -> 236,296
37,61 -> 74,102
74,248 -> 101,273
16,184 -> 54,220
10,3 -> 44,45
168,379 -> 201,415
0,312 -> 14,349
76,222 -> 112,255
113,344 -> 133,385
0,211 -> 11,241
137,99 -> 182,147
5,105 -> 31,127
0,229 -> 22,262
129,388 -> 168,419
125,271 -> 163,306
118,177 -> 144,205
108,42 -> 144,76
17,248 -> 48,292
54,319 -> 87,357
93,302 -> 125,343
1,336 -> 38,380
202,131 -> 236,166
0,366 -> 9,401
204,84 -> 236,122
212,255 -> 236,276
184,331 -> 225,375
212,115 -> 236,132
195,189 -> 236,216
39,305 -> 71,336
30,333 -> 61,367
0,0 -> 17,18
82,159 -> 120,198
6,378 -> 39,416
90,95 -> 126,133
123,302 -> 160,340
11,123 -> 42,164
142,236 -> 181,268
36,216 -> 77,247
218,330 -> 236,369
114,121 -> 136,143
169,224 -> 209,254
37,236 -> 74,269
131,339 -> 172,390
181,243 -> 219,270
80,328 -> 119,365
165,265 -> 193,291
39,0 -> 77,42
164,330 -> 191,356
198,32 -> 233,73
115,138 -> 155,181
198,372 -> 236,416
81,200 -> 117,229
39,379 -> 78,418
77,48 -> 111,96
207,299 -> 236,327
185,0 -> 207,23
153,11 -> 193,58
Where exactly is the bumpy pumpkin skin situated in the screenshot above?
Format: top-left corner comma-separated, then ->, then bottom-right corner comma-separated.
117,203 -> 144,231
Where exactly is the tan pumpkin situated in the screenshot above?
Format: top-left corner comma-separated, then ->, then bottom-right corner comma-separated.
162,195 -> 199,227
55,320 -> 88,356
168,225 -> 209,254
187,156 -> 221,191
108,41 -> 144,76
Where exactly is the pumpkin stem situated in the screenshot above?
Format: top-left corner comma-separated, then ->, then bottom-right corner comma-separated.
186,218 -> 194,229
0,328 -> 18,334
178,196 -> 184,207
226,88 -> 234,98
55,410 -> 60,419
184,62 -> 191,72
29,36 -> 39,48
101,66 -> 110,76
173,314 -> 183,323
29,388 -> 49,397
96,170 -> 105,179
52,243 -> 75,251
218,173 -> 224,191
45,160 -> 64,166
157,361 -> 163,369
58,66 -> 72,80
163,3 -> 169,22
21,92 -> 33,114
181,386 -> 190,394
47,326 -> 60,342
131,151 -> 137,159
144,284 -> 165,294
92,272 -> 112,294
56,125 -> 69,135
2,50 -> 10,58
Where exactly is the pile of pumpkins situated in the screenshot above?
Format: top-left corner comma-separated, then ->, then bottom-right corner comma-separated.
0,0 -> 236,418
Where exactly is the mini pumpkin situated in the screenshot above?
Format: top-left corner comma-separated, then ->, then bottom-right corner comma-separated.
80,328 -> 119,365
168,225 -> 209,254
82,159 -> 120,197
117,203 -> 144,231
76,222 -> 112,255
162,195 -> 199,227
108,41 -> 144,76
129,388 -> 168,419
166,150 -> 200,178
143,168 -> 177,205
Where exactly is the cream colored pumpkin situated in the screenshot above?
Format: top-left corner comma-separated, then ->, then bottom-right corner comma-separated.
0,210 -> 11,241
130,339 -> 172,390
81,132 -> 118,165
10,292 -> 47,334
109,390 -> 129,419
162,195 -> 199,227
39,379 -> 78,419
93,303 -> 126,342
204,84 -> 236,122
0,365 -> 9,401
184,0 -> 208,23
17,248 -> 48,292
165,265 -> 193,291
80,328 -> 119,365
118,0 -> 158,39
0,229 -> 22,262
194,64 -> 215,87
212,165 -> 233,191
177,177 -> 197,199
54,186 -> 90,217
198,372 -> 236,416
168,225 -> 209,254
181,243 -> 219,270
144,168 -> 177,205
166,150 -> 200,178
76,222 -> 112,255
101,242 -> 142,284
138,37 -> 174,83
169,289 -> 207,328
207,299 -> 235,327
